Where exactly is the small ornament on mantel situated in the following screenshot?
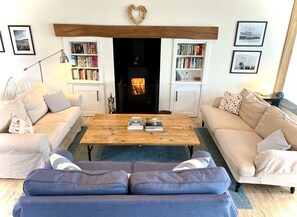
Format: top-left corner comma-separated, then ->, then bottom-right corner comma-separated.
127,4 -> 147,25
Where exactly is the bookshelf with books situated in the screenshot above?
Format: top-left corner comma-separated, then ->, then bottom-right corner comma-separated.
170,39 -> 210,117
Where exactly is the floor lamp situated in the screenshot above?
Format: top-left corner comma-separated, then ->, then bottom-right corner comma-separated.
23,49 -> 69,82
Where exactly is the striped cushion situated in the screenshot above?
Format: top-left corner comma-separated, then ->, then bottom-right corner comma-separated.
173,157 -> 210,171
257,129 -> 291,153
50,153 -> 81,171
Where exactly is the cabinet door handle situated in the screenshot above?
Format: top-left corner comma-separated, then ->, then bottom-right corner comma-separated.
175,91 -> 178,101
97,90 -> 100,101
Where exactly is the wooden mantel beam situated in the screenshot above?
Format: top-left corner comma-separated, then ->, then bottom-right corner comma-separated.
53,24 -> 219,39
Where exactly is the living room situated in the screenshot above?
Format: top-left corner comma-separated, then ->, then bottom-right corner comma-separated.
1,0 -> 297,217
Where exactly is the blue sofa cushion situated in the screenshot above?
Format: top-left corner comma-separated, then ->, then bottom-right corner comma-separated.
130,167 -> 231,195
24,169 -> 129,196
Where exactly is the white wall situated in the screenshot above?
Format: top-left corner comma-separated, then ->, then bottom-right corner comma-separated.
0,0 -> 294,109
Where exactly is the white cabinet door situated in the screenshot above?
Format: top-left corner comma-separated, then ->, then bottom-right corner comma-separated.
71,84 -> 106,116
171,85 -> 201,117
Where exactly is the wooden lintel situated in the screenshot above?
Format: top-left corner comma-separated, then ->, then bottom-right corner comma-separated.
53,24 -> 219,39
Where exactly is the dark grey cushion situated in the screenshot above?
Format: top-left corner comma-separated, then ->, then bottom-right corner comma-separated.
130,167 -> 230,195
24,169 -> 129,196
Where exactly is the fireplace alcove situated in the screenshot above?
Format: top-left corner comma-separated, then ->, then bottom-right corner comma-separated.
113,38 -> 161,113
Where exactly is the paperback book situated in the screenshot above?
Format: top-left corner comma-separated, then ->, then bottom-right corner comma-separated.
145,118 -> 163,131
127,117 -> 144,130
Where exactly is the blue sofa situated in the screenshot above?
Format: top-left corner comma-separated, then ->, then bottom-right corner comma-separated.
13,150 -> 238,217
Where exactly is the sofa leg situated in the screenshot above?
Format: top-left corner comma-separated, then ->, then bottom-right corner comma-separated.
235,182 -> 241,192
202,120 -> 205,127
290,187 -> 295,194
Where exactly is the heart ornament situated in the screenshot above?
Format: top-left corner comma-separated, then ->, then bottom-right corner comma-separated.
128,4 -> 147,25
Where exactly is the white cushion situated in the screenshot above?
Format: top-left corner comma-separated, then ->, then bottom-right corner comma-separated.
257,129 -> 291,153
8,117 -> 34,134
44,90 -> 71,113
219,91 -> 243,115
18,83 -> 49,124
172,157 -> 210,171
50,153 -> 81,171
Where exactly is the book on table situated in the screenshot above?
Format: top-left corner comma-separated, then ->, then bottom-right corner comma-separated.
145,118 -> 163,131
127,117 -> 144,130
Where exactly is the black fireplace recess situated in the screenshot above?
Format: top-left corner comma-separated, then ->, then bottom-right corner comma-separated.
113,38 -> 161,114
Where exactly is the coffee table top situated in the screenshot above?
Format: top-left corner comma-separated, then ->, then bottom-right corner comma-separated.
80,113 -> 200,146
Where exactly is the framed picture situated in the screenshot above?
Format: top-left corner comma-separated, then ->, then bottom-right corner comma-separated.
234,21 -> 267,46
230,51 -> 262,74
0,31 -> 4,52
8,25 -> 35,55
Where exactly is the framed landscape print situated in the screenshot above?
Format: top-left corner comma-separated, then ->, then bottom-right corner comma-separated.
8,25 -> 35,55
234,21 -> 267,46
0,31 -> 4,52
230,51 -> 262,74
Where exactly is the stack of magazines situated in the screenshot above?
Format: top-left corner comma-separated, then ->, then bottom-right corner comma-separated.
145,118 -> 163,131
127,117 -> 144,130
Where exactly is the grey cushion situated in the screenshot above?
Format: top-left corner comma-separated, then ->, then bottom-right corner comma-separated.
24,169 -> 129,196
130,167 -> 231,195
44,90 -> 71,113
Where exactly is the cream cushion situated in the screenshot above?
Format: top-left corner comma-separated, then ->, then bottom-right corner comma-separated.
239,89 -> 270,129
219,91 -> 243,115
18,83 -> 49,124
255,106 -> 297,150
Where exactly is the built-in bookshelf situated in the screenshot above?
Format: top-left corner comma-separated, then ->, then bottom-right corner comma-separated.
70,41 -> 100,82
173,40 -> 207,84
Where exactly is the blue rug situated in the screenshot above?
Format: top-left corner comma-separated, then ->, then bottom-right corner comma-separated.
68,126 -> 252,209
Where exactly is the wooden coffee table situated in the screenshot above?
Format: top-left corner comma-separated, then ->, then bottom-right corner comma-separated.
80,113 -> 200,160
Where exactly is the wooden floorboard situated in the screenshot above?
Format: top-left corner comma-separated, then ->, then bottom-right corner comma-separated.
1,117 -> 296,217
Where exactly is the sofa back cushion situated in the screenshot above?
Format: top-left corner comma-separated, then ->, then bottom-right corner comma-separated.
24,169 -> 129,196
18,83 -> 49,124
239,89 -> 270,129
255,106 -> 297,150
130,167 -> 230,195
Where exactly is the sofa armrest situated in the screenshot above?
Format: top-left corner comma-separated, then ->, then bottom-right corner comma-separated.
0,133 -> 51,153
212,97 -> 223,108
65,94 -> 82,108
254,150 -> 297,176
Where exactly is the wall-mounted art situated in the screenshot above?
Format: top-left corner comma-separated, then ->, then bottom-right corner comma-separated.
8,25 -> 35,55
0,31 -> 4,52
230,50 -> 262,74
234,21 -> 267,47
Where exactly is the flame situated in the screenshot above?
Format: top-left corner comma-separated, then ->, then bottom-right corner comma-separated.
131,78 -> 145,95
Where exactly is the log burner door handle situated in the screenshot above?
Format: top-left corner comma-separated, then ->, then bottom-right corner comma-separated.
97,90 -> 100,101
175,91 -> 178,101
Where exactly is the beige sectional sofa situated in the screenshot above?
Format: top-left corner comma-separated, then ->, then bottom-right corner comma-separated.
0,83 -> 83,178
201,89 -> 297,193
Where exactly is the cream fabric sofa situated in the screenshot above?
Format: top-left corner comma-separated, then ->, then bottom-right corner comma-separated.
0,83 -> 83,178
201,89 -> 297,193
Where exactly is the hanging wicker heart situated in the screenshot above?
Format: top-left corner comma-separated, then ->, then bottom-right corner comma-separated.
128,4 -> 147,25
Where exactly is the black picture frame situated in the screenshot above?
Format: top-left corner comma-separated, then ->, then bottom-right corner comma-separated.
230,50 -> 262,74
8,25 -> 35,55
0,31 -> 4,52
234,21 -> 267,47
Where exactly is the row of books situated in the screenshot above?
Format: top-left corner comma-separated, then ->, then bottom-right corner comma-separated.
127,117 -> 163,131
176,57 -> 203,69
71,56 -> 98,68
72,69 -> 99,81
177,44 -> 204,56
71,42 -> 97,54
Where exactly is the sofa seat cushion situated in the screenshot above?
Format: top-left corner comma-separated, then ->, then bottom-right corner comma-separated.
255,106 -> 297,150
24,169 -> 129,196
34,123 -> 70,151
201,105 -> 253,134
130,167 -> 231,195
35,107 -> 81,128
77,161 -> 133,174
214,129 -> 263,177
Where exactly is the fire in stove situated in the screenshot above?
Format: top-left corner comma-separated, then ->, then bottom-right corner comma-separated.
131,78 -> 145,95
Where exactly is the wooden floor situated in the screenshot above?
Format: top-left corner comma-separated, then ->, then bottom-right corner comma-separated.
1,117 -> 297,217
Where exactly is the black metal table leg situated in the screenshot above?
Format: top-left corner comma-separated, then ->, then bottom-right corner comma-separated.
87,145 -> 93,161
188,146 -> 193,157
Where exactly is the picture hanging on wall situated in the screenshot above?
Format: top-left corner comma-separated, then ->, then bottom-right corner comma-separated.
234,21 -> 267,47
8,25 -> 35,55
0,31 -> 4,52
230,51 -> 262,74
